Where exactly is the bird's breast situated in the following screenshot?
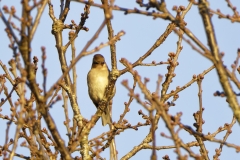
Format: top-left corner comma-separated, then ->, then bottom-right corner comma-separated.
87,69 -> 109,102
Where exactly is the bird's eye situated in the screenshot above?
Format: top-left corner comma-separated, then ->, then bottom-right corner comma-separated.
101,62 -> 105,65
93,62 -> 99,64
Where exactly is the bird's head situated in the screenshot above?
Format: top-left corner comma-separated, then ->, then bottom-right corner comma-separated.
91,54 -> 107,69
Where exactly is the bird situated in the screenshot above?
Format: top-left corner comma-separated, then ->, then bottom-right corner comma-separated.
87,54 -> 118,160
87,54 -> 116,126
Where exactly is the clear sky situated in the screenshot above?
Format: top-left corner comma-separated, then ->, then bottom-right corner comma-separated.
0,0 -> 240,159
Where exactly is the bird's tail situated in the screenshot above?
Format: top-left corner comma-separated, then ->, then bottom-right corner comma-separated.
101,106 -> 112,126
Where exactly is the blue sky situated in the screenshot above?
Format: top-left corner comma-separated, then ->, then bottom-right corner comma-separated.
1,0 -> 240,159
